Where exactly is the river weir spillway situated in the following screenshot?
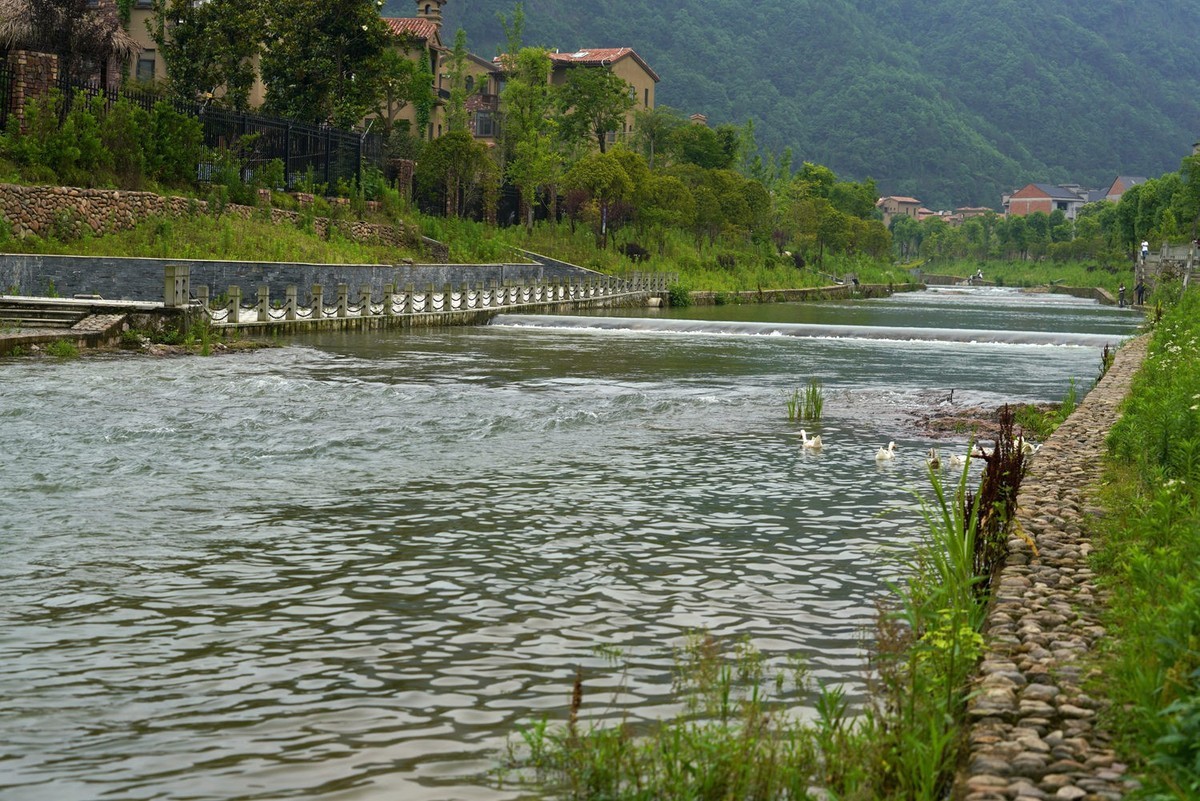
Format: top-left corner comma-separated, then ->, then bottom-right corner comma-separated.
491,313 -> 1122,348
0,288 -> 1140,801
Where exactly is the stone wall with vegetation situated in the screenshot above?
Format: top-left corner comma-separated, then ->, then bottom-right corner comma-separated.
0,183 -> 412,249
955,335 -> 1148,801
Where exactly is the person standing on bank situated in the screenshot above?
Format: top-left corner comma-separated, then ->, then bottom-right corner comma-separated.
1135,279 -> 1146,306
1118,283 -> 1127,308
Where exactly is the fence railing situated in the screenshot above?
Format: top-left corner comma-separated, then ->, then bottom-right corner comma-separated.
51,75 -> 383,190
182,272 -> 675,325
0,61 -> 13,131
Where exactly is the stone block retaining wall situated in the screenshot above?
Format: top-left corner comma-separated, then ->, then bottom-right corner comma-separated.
0,183 -> 412,250
955,334 -> 1148,801
0,253 -> 594,303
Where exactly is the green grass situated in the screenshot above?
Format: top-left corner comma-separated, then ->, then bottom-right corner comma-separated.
1093,288 -> 1200,798
45,339 -> 79,359
2,212 -> 422,265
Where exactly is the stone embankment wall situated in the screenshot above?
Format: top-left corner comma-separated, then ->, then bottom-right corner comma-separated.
956,334 -> 1149,801
0,183 -> 412,250
0,253 -> 594,303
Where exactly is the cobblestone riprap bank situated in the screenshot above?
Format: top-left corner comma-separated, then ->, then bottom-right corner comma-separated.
956,334 -> 1149,801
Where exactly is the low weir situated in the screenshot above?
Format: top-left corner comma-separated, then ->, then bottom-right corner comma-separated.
491,314 -> 1119,348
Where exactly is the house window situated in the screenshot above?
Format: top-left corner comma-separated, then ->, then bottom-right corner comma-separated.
136,51 -> 156,83
135,0 -> 153,7
475,110 -> 495,137
644,88 -> 649,107
465,76 -> 474,92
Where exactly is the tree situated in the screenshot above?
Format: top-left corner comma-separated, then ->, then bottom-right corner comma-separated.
415,129 -> 490,218
443,28 -> 473,134
562,150 -> 632,248
0,0 -> 139,83
555,66 -> 636,154
891,214 -> 923,261
632,105 -> 684,169
149,0 -> 263,109
499,45 -> 557,228
259,0 -> 390,128
669,124 -> 733,170
374,42 -> 434,139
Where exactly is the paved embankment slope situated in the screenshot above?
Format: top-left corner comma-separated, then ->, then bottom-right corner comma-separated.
957,334 -> 1149,801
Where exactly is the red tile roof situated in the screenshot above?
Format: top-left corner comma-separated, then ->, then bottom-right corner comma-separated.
383,18 -> 439,41
547,48 -> 660,82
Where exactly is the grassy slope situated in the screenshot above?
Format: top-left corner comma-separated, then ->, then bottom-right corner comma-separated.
1095,289 -> 1200,796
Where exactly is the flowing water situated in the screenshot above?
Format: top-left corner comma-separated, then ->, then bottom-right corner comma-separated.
0,287 -> 1139,800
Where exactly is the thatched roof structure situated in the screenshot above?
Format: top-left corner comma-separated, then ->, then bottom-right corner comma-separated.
0,0 -> 140,74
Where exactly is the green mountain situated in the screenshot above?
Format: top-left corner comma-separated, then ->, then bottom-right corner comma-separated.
386,0 -> 1200,208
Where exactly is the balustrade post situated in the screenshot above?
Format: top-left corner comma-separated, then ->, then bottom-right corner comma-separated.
443,284 -> 452,312
383,283 -> 395,317
257,284 -> 269,322
403,284 -> 414,314
311,284 -> 324,320
285,286 -> 297,321
196,285 -> 209,310
227,285 -> 242,325
337,284 -> 349,318
359,285 -> 372,317
427,283 -> 435,313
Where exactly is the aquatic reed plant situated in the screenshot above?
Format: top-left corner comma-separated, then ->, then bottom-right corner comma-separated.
785,379 -> 824,423
803,378 -> 824,421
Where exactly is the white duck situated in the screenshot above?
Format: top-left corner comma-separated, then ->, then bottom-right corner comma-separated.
875,441 -> 898,461
948,452 -> 966,468
799,429 -> 823,450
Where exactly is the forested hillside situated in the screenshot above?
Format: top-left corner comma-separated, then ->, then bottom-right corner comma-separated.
386,0 -> 1200,208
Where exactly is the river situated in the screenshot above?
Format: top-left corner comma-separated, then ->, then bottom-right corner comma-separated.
0,286 -> 1139,800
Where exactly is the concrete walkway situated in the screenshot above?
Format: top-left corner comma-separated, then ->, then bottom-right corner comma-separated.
956,335 -> 1149,801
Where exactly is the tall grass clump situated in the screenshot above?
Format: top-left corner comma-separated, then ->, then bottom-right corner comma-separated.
1094,288 -> 1200,797
785,379 -> 824,422
506,635 -> 824,800
803,378 -> 824,421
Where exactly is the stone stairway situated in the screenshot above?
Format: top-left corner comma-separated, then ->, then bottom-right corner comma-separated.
0,298 -> 89,330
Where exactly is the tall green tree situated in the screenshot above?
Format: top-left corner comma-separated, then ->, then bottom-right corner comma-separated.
499,46 -> 557,228
563,150 -> 632,248
374,43 -> 434,139
150,0 -> 263,109
260,0 -> 390,128
416,129 -> 490,217
632,105 -> 684,169
443,28 -> 474,134
555,66 -> 636,153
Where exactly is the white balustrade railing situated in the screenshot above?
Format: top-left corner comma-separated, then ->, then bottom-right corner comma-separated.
189,271 -> 678,326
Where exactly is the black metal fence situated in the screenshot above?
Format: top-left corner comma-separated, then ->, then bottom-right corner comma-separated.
0,61 -> 13,131
51,75 -> 383,190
